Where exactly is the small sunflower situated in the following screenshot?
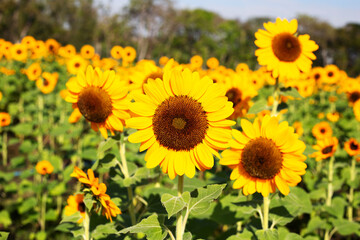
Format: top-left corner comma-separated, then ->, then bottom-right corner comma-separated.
66,55 -> 88,75
59,44 -> 77,58
31,40 -> 47,59
312,122 -> 333,140
190,55 -> 203,70
10,43 -> 28,61
35,160 -> 54,175
65,65 -> 130,138
45,38 -> 60,55
110,45 -> 123,60
25,62 -> 42,81
346,84 -> 360,106
255,18 -> 318,79
311,136 -> 338,161
326,112 -> 340,122
159,56 -> 169,66
236,63 -> 250,73
323,65 -> 340,84
21,36 -> 36,49
220,115 -> 307,196
122,46 -> 136,63
64,194 -> 86,223
206,57 -> 219,70
36,72 -> 59,94
80,45 -> 95,59
309,67 -> 325,87
293,121 -> 304,137
0,112 -> 11,127
126,67 -> 235,179
344,138 -> 360,156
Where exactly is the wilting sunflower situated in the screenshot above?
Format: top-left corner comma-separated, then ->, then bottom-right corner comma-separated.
64,194 -> 86,223
65,65 -> 130,138
36,72 -> 59,94
344,138 -> 360,156
126,67 -> 235,179
312,121 -> 333,140
220,115 -> 307,196
35,160 -> 54,175
80,45 -> 95,59
255,18 -> 318,79
0,112 -> 11,127
311,136 -> 338,161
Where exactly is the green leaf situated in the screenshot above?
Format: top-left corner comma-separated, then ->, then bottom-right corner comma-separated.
0,232 -> 10,240
226,229 -> 254,239
269,206 -> 294,226
97,137 -> 118,158
19,140 -> 37,153
331,219 -> 360,236
18,197 -> 37,214
83,193 -> 95,211
303,216 -> 327,234
123,167 -> 157,187
248,99 -> 268,114
35,231 -> 46,240
11,123 -> 34,136
50,123 -> 71,136
183,232 -> 192,240
281,187 -> 312,216
119,214 -> 167,240
255,229 -> 279,240
279,87 -> 303,99
324,197 -> 347,219
0,210 -> 12,228
60,211 -> 82,224
92,222 -> 119,239
49,182 -> 66,196
45,209 -> 58,221
161,193 -> 187,218
188,184 -> 226,216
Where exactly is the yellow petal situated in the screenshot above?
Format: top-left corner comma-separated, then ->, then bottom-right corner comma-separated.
128,127 -> 153,143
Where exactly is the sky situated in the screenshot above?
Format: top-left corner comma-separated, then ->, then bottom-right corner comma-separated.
97,0 -> 360,28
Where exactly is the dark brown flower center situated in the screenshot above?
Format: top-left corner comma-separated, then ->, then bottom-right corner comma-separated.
16,50 -> 22,54
349,91 -> 360,103
43,79 -> 49,86
152,95 -> 208,151
241,137 -> 283,179
272,33 -> 301,62
320,128 -> 326,134
350,141 -> 359,150
77,87 -> 112,123
74,63 -> 80,68
78,202 -> 85,213
226,88 -> 242,106
322,145 -> 334,154
314,73 -> 320,80
328,71 -> 334,77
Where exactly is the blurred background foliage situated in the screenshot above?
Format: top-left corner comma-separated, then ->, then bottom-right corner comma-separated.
1,0 -> 360,76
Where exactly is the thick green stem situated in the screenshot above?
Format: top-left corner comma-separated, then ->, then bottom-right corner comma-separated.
2,131 -> 7,166
271,79 -> 279,117
37,95 -> 44,154
119,135 -> 136,225
40,177 -> 47,232
326,156 -> 335,206
83,209 -> 91,240
262,196 -> 270,230
176,175 -> 184,240
347,156 -> 356,221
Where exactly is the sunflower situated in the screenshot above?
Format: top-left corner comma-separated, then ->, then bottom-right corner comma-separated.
59,44 -> 77,58
31,40 -> 47,59
10,43 -> 28,61
100,194 -> 121,222
293,121 -> 304,136
190,55 -> 203,70
64,194 -> 86,223
318,112 -> 325,119
346,83 -> 360,106
236,63 -> 250,73
312,122 -> 333,140
122,46 -> 136,63
326,112 -> 340,122
223,72 -> 257,119
45,38 -> 60,55
21,36 -> 36,49
323,65 -> 340,85
35,160 -> 54,175
344,138 -> 360,156
309,67 -> 325,87
65,65 -> 130,138
110,45 -> 123,60
0,112 -> 11,127
80,45 -> 95,59
0,67 -> 15,76
36,72 -> 59,94
311,136 -> 338,161
206,57 -> 219,70
66,55 -> 88,75
220,115 -> 307,196
1,41 -> 12,59
126,67 -> 235,179
69,108 -> 83,123
159,56 -> 169,66
25,62 -> 42,81
255,18 -> 318,79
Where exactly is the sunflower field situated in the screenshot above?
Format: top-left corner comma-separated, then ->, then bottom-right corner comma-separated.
0,16 -> 360,240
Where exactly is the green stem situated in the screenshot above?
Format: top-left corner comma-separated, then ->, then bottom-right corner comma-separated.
119,135 -> 136,225
262,195 -> 270,230
2,131 -> 7,166
37,95 -> 44,154
326,156 -> 335,206
83,208 -> 91,240
271,78 -> 279,117
176,175 -> 184,240
347,156 -> 356,221
40,176 -> 47,231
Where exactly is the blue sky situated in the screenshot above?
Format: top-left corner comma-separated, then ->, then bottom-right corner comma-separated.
97,0 -> 360,27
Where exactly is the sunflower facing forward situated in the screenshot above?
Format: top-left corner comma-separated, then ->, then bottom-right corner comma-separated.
220,115 -> 307,196
65,65 -> 130,138
255,18 -> 318,79
126,67 -> 235,179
